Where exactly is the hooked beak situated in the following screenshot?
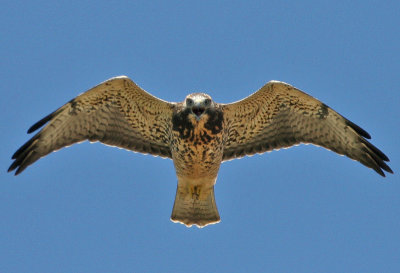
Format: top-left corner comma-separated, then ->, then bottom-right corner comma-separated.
192,105 -> 205,118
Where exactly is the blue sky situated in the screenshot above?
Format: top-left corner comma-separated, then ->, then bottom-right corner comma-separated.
1,1 -> 399,272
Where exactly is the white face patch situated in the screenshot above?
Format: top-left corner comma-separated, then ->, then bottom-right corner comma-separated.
184,93 -> 213,107
192,95 -> 206,104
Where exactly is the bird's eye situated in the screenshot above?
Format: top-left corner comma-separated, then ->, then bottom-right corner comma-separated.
186,98 -> 194,106
204,99 -> 211,106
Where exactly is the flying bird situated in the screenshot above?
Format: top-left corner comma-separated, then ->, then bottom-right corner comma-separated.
8,76 -> 393,227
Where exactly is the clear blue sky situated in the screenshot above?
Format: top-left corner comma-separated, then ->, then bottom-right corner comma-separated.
1,1 -> 399,272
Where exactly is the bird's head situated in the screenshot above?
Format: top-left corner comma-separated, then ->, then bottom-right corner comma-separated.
183,93 -> 215,121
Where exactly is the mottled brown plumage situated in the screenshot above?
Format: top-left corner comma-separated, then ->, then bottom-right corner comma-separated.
170,93 -> 224,226
221,81 -> 392,177
8,76 -> 393,228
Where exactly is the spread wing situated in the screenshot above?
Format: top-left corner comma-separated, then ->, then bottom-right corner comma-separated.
9,76 -> 175,175
221,81 -> 393,177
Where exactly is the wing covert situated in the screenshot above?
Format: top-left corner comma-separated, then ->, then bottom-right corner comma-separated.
221,81 -> 393,176
9,76 -> 175,175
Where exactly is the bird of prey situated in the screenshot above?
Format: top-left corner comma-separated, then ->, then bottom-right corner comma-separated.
8,76 -> 393,227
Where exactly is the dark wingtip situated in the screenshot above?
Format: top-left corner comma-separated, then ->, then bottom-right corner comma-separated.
27,111 -> 56,134
8,167 -> 21,176
376,168 -> 385,177
361,138 -> 393,177
9,143 -> 36,176
380,159 -> 393,173
372,151 -> 393,178
8,155 -> 23,174
343,115 -> 394,176
385,165 -> 394,175
7,165 -> 15,173
10,103 -> 70,176
10,130 -> 41,175
14,166 -> 25,176
7,160 -> 22,175
346,120 -> 371,139
361,138 -> 390,163
381,153 -> 390,162
11,134 -> 38,160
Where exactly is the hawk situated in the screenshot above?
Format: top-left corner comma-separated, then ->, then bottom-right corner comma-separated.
8,76 -> 393,227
